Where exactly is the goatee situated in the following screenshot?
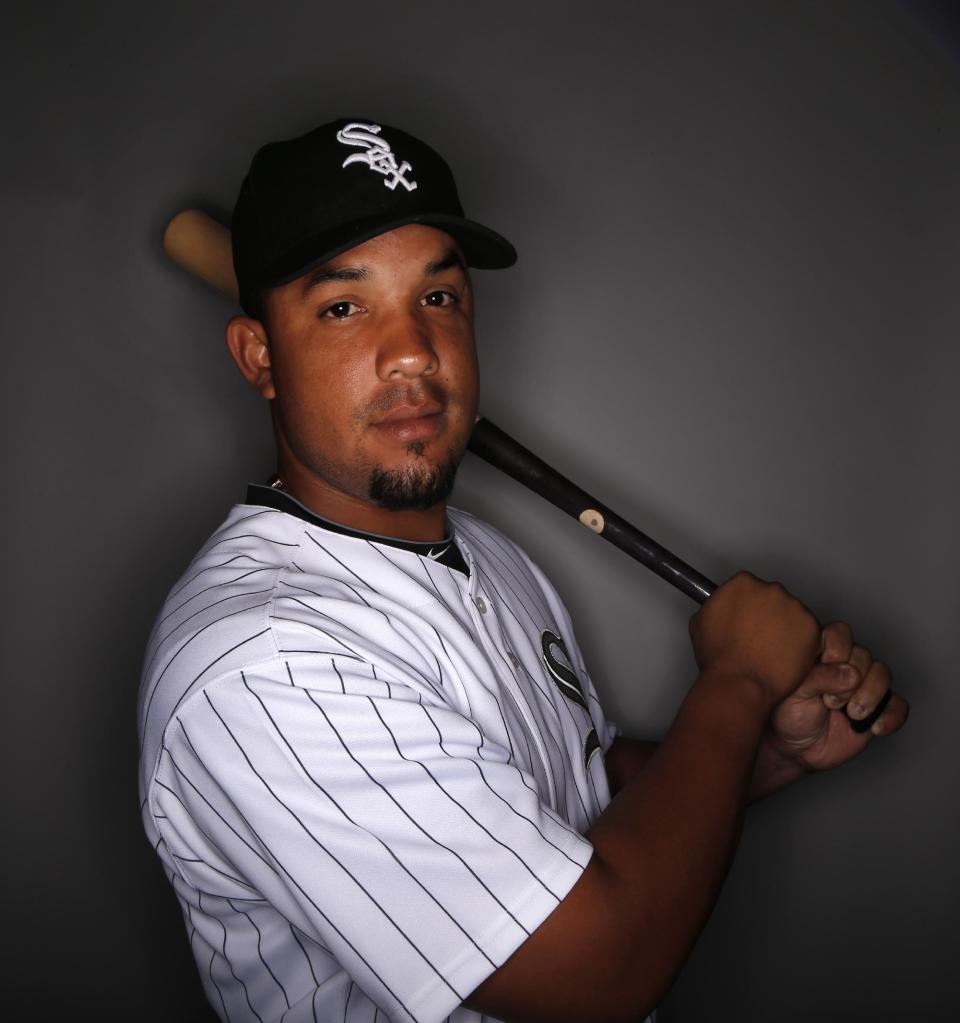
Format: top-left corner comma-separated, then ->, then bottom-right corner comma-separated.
368,454 -> 460,511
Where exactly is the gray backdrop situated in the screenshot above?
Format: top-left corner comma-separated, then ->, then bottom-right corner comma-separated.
4,1 -> 957,1019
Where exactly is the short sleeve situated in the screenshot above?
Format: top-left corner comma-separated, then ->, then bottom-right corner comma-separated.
152,654 -> 594,1023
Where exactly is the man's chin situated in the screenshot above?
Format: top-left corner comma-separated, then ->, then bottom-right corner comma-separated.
367,457 -> 460,511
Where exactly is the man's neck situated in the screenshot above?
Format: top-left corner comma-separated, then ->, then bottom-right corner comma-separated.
277,463 -> 449,543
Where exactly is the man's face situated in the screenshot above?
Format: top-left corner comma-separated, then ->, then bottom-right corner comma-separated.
261,224 -> 479,516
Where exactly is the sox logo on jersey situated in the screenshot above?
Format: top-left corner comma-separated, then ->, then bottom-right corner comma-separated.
542,629 -> 603,768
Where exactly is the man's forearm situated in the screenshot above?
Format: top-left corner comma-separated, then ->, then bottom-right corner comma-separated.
606,732 -> 806,802
470,670 -> 773,1022
604,735 -> 658,796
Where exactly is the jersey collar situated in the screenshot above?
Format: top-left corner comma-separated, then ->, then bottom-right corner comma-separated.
245,483 -> 470,576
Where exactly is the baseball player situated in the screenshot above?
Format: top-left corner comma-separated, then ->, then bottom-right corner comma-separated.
138,118 -> 908,1023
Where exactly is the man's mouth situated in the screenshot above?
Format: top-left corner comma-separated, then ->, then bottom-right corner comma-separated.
371,400 -> 445,443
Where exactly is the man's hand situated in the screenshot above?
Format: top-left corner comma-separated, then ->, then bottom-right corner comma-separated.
761,621 -> 910,775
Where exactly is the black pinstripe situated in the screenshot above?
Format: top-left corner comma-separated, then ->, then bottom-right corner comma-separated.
164,552 -> 274,605
168,851 -> 250,890
344,980 -> 355,1022
203,889 -> 264,1023
306,533 -> 373,587
197,509 -> 281,551
227,898 -> 291,1010
155,567 -> 274,631
289,924 -> 320,988
203,532 -> 300,556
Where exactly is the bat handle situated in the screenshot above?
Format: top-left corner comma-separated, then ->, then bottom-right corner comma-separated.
467,417 -> 717,603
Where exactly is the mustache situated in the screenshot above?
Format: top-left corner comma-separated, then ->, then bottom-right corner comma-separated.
358,381 -> 449,421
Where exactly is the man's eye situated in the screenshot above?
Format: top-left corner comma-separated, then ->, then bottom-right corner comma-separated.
321,301 -> 361,319
422,290 -> 456,308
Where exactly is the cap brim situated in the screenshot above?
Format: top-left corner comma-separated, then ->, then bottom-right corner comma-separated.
260,212 -> 516,289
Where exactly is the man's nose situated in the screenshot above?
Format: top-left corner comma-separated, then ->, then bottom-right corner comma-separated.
375,313 -> 439,381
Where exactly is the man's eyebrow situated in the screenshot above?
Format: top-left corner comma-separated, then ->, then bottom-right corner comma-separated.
426,250 -> 467,276
298,249 -> 465,296
300,265 -> 368,295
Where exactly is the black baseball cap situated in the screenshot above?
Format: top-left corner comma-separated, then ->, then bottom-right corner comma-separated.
231,117 -> 517,314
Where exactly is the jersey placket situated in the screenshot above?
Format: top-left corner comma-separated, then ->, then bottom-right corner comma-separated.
454,541 -> 559,811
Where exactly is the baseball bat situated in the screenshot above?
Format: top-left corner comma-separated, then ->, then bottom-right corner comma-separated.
163,209 -> 239,301
162,208 -> 890,733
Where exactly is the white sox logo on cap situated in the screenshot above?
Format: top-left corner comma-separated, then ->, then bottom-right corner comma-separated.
336,122 -> 418,192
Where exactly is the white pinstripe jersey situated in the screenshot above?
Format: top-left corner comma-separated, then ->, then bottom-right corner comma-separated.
138,484 -> 625,1023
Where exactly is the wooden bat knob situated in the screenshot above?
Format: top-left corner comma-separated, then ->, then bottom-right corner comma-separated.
162,209 -> 239,303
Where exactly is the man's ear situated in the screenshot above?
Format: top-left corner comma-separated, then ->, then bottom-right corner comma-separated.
225,316 -> 275,399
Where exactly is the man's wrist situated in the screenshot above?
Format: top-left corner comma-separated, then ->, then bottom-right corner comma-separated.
695,665 -> 781,725
692,668 -> 811,801
749,735 -> 809,801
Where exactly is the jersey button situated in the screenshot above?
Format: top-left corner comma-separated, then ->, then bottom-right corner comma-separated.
473,596 -> 488,614
508,652 -> 521,669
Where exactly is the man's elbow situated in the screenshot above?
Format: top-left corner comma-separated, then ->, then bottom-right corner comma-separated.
464,858 -> 674,1023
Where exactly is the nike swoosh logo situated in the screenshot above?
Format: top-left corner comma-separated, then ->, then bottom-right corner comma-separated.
426,546 -> 450,560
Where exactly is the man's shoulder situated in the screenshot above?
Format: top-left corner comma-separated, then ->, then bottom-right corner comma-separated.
147,500 -> 302,649
137,502 -> 299,771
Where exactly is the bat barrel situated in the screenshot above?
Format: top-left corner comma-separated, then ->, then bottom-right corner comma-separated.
468,417 -> 717,604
